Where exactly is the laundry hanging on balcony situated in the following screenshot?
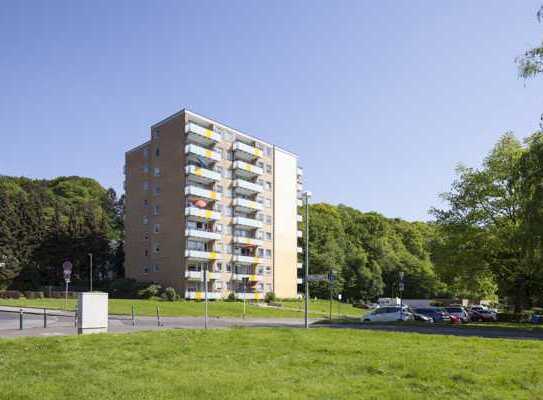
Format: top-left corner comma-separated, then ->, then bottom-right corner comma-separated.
192,199 -> 208,208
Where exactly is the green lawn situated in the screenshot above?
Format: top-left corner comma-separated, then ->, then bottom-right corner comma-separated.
1,328 -> 542,399
275,298 -> 364,317
0,298 -> 363,319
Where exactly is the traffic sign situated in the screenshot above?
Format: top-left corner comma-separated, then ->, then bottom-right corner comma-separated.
307,274 -> 328,282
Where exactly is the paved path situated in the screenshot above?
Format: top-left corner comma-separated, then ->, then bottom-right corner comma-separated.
0,306 -> 312,338
315,321 -> 543,340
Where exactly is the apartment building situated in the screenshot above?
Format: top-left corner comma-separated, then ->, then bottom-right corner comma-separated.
124,109 -> 304,300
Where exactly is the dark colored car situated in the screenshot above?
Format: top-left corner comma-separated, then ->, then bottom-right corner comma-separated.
413,307 -> 451,323
470,309 -> 497,322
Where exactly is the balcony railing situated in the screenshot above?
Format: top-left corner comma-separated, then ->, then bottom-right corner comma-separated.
185,228 -> 221,241
233,160 -> 263,176
233,216 -> 263,229
185,122 -> 221,142
184,249 -> 221,260
185,291 -> 222,300
297,215 -> 303,222
232,273 -> 263,282
297,262 -> 303,269
185,165 -> 221,182
232,236 -> 264,247
233,197 -> 263,211
297,199 -> 303,207
297,230 -> 303,238
184,270 -> 221,280
185,207 -> 221,221
234,292 -> 264,300
185,144 -> 221,162
297,278 -> 303,284
297,246 -> 303,253
185,185 -> 221,201
232,254 -> 262,264
233,179 -> 263,194
233,141 -> 263,159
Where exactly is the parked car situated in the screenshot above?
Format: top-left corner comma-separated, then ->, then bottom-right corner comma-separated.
445,306 -> 470,323
362,306 -> 413,323
410,311 -> 434,323
412,307 -> 451,323
530,314 -> 543,324
470,309 -> 497,322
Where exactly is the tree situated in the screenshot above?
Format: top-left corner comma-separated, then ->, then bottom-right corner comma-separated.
517,6 -> 543,79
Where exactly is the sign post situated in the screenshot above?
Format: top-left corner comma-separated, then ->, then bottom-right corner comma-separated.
204,266 -> 208,330
328,271 -> 336,321
62,261 -> 73,310
399,271 -> 405,320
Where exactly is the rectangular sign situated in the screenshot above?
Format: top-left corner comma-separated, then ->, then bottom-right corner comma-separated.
307,274 -> 328,281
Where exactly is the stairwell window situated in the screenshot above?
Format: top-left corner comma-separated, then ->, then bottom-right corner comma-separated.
154,243 -> 160,253
154,167 -> 160,177
155,148 -> 160,157
154,224 -> 160,234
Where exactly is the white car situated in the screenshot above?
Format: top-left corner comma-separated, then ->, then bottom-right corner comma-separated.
362,306 -> 412,323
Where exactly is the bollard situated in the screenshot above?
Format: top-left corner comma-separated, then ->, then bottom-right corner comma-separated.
19,309 -> 23,330
131,304 -> 136,327
74,303 -> 78,328
43,308 -> 47,328
156,306 -> 161,327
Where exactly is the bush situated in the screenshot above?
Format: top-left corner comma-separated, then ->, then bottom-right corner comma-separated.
0,290 -> 23,299
226,292 -> 237,302
264,292 -> 276,303
162,287 -> 178,301
107,279 -> 146,299
138,284 -> 162,299
497,312 -> 532,322
23,291 -> 44,299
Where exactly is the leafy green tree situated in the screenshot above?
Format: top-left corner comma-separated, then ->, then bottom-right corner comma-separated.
517,6 -> 543,79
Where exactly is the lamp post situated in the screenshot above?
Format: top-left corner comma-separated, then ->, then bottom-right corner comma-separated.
88,253 -> 93,292
303,191 -> 312,329
399,271 -> 405,320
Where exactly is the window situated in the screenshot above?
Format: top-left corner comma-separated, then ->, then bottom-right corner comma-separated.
257,178 -> 264,186
224,244 -> 232,253
266,283 -> 272,292
256,230 -> 263,240
143,181 -> 149,191
154,167 -> 160,177
265,249 -> 272,258
152,130 -> 160,139
143,164 -> 149,173
215,166 -> 223,175
223,131 -> 233,141
154,186 -> 160,195
256,195 -> 264,204
154,224 -> 160,234
153,205 -> 160,216
144,199 -> 149,207
225,225 -> 232,235
155,148 -> 160,157
143,147 -> 149,159
258,248 -> 264,257
265,198 -> 271,208
266,164 -> 272,174
226,263 -> 232,272
214,203 -> 223,212
265,146 -> 272,157
224,170 -> 232,179
257,161 -> 264,169
144,249 -> 149,257
215,223 -> 223,233
265,266 -> 272,274
143,216 -> 149,225
143,266 -> 150,274
226,152 -> 233,161
216,184 -> 223,193
265,232 -> 272,241
154,243 -> 160,253
144,232 -> 149,240
214,242 -> 223,252
266,215 -> 272,225
257,283 -> 264,291
224,207 -> 232,217
216,262 -> 223,272
256,213 -> 263,221
215,281 -> 223,290
153,264 -> 160,272
224,188 -> 232,198
265,181 -> 272,191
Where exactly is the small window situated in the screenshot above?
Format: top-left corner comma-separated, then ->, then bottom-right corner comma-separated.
226,263 -> 232,272
154,224 -> 160,234
144,199 -> 149,207
154,186 -> 160,195
226,152 -> 233,161
265,249 -> 272,258
224,244 -> 232,253
258,248 -> 264,257
223,131 -> 233,141
144,249 -> 149,257
155,148 -> 160,157
144,232 -> 149,240
265,181 -> 272,191
216,185 -> 223,193
153,205 -> 160,216
143,164 -> 149,173
265,198 -> 271,208
143,147 -> 149,159
154,167 -> 160,177
215,166 -> 223,174
215,223 -> 223,233
153,264 -> 160,272
224,170 -> 232,179
266,164 -> 272,174
143,216 -> 149,225
154,243 -> 160,253
143,266 -> 150,274
216,262 -> 223,271
266,215 -> 272,225
265,146 -> 272,157
266,232 -> 272,240
265,266 -> 272,274
143,181 -> 149,191
153,129 -> 160,139
257,161 -> 264,169
224,207 -> 232,217
225,225 -> 232,235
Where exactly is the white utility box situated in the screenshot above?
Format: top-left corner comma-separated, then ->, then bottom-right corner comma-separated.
77,292 -> 108,334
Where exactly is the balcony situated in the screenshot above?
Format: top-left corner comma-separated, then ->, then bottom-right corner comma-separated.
184,270 -> 221,280
232,254 -> 262,264
233,197 -> 263,212
297,278 -> 303,285
297,262 -> 303,269
297,215 -> 303,222
233,160 -> 263,177
185,185 -> 221,201
233,141 -> 263,161
234,292 -> 264,300
232,236 -> 264,247
233,179 -> 263,195
185,144 -> 221,163
185,249 -> 221,261
297,183 -> 303,192
232,273 -> 263,282
185,122 -> 221,144
233,216 -> 263,229
297,199 -> 303,207
185,228 -> 221,241
297,167 -> 303,176
185,165 -> 221,183
185,207 -> 221,221
297,230 -> 303,238
297,246 -> 303,253
185,291 -> 222,300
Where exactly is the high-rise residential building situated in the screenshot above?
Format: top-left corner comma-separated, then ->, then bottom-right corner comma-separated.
124,109 -> 304,300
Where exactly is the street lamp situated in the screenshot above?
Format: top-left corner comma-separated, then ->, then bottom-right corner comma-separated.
399,271 -> 405,320
303,191 -> 312,329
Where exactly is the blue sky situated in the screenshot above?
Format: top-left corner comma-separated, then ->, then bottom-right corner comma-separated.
1,1 -> 542,221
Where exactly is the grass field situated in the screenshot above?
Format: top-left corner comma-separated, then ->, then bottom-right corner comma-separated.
0,328 -> 542,399
0,298 -> 364,319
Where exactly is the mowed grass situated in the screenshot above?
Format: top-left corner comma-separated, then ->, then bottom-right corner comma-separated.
1,328 -> 542,400
0,298 -> 364,319
275,298 -> 363,317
